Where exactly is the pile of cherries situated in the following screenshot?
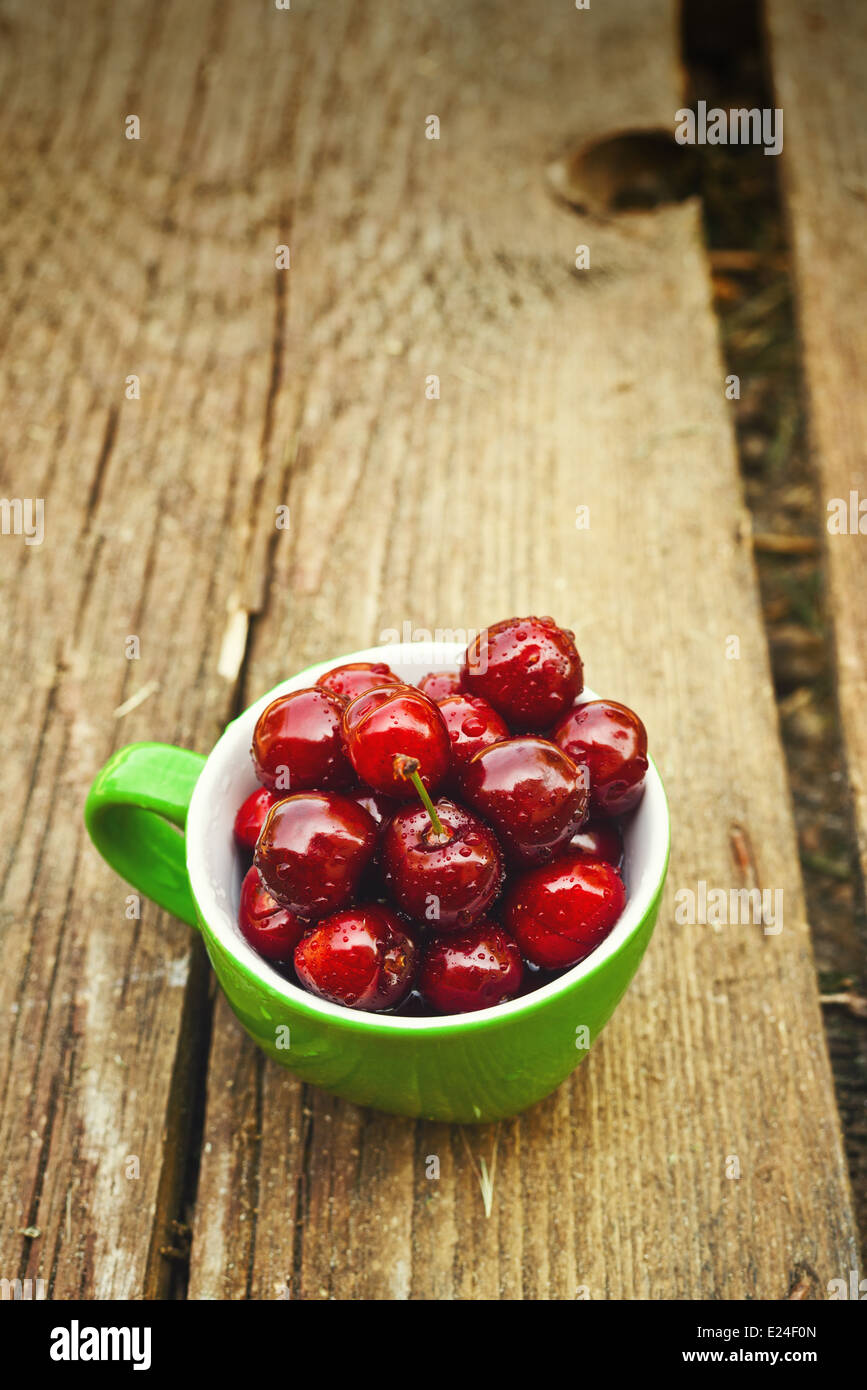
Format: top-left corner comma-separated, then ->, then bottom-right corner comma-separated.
232,616 -> 648,1016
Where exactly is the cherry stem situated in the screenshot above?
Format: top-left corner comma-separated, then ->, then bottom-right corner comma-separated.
393,755 -> 446,837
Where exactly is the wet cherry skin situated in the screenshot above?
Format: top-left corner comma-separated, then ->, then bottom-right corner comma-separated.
503,854 -> 626,969
569,818 -> 624,868
417,670 -> 464,701
238,865 -> 307,962
254,792 -> 377,918
315,661 -> 401,706
462,616 -> 583,730
294,905 -> 416,1010
251,687 -> 352,793
553,699 -> 648,817
381,798 -> 504,930
437,693 -> 509,783
419,920 -> 524,1013
342,685 -> 452,799
461,736 -> 589,868
233,786 -> 280,853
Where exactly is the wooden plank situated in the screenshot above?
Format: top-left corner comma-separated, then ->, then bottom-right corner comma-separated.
0,0 -> 298,1295
174,1 -> 858,1297
764,1 -> 867,890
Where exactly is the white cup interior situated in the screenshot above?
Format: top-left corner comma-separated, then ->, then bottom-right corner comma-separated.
186,643 -> 670,1028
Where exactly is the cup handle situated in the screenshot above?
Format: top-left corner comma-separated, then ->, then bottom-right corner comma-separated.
84,742 -> 207,927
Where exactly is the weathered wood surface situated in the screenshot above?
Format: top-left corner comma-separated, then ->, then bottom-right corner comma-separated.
0,0 -> 858,1299
766,0 -> 867,893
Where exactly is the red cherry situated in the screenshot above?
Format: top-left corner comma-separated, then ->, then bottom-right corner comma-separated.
233,786 -> 280,853
569,818 -> 624,868
437,693 -> 509,780
461,736 -> 589,867
316,661 -> 400,706
294,904 -> 416,1010
462,616 -> 583,730
251,687 -> 352,793
417,670 -> 464,701
342,685 -> 451,799
553,699 -> 648,817
503,854 -> 626,969
381,798 -> 504,930
254,792 -> 377,918
419,920 -> 524,1013
238,865 -> 307,963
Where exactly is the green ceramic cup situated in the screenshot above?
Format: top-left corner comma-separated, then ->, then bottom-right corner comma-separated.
84,643 -> 669,1123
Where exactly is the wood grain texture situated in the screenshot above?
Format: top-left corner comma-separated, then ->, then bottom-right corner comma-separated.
0,0 -> 296,1297
0,0 -> 857,1300
765,0 -> 867,889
